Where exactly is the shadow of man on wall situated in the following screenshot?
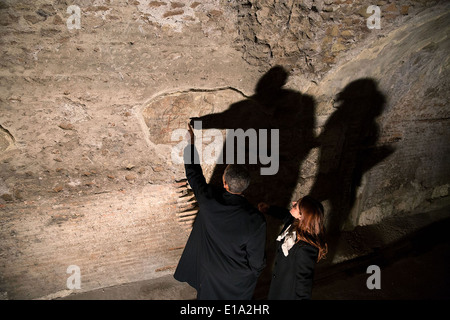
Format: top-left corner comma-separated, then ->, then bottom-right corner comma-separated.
191,66 -> 317,298
309,78 -> 395,262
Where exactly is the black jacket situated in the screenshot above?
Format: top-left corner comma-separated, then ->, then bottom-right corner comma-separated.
174,145 -> 266,299
267,206 -> 319,300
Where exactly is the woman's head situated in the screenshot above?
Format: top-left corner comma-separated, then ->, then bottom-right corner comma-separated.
291,196 -> 327,261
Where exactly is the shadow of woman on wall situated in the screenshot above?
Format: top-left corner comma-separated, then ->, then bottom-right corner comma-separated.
190,66 -> 317,298
309,78 -> 395,262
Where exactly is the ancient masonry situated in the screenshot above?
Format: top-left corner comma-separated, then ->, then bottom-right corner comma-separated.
0,0 -> 449,299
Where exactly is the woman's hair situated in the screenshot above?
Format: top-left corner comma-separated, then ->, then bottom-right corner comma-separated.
291,196 -> 328,262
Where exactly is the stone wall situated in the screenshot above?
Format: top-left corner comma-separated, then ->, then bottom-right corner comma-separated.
234,0 -> 440,81
0,0 -> 449,299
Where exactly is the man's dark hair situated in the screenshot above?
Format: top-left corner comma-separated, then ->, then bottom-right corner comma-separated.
224,165 -> 250,194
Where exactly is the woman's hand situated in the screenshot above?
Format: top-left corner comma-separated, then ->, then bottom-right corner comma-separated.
258,202 -> 270,214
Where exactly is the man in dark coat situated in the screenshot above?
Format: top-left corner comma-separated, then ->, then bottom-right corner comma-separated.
174,124 -> 266,300
266,206 -> 318,300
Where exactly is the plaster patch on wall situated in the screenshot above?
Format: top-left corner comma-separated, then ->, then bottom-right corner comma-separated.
432,184 -> 449,199
136,0 -> 222,32
358,203 -> 394,227
135,87 -> 247,165
60,101 -> 92,123
142,88 -> 245,143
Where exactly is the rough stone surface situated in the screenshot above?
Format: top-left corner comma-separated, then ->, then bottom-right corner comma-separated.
0,0 -> 449,299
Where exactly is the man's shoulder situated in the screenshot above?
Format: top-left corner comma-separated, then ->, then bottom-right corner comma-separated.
245,205 -> 266,226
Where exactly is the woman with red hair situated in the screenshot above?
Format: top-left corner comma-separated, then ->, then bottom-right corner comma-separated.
259,196 -> 327,299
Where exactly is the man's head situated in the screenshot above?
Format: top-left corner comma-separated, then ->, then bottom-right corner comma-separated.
222,164 -> 250,194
